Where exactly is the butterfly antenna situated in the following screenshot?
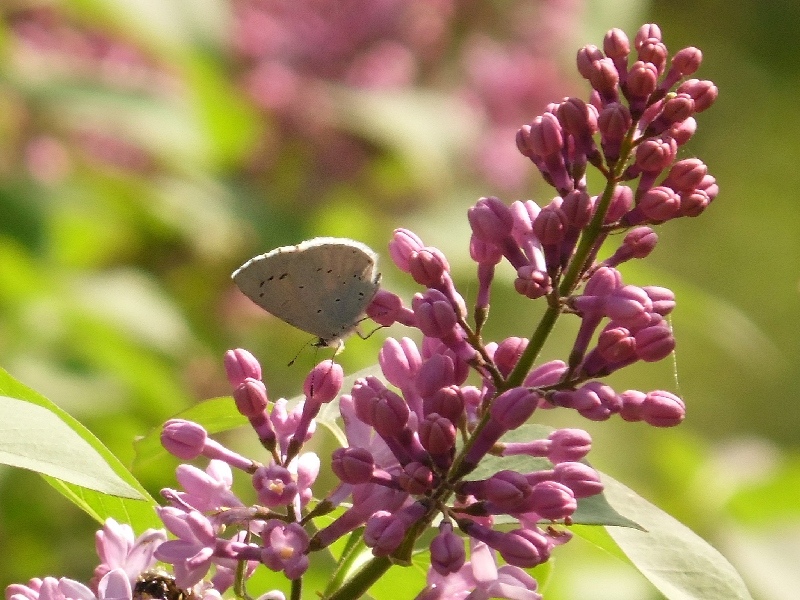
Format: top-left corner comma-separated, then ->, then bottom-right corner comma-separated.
287,338 -> 315,367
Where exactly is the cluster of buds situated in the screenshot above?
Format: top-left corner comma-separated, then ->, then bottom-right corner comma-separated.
4,23 -> 717,600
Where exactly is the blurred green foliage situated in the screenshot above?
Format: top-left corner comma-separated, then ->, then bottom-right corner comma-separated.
0,0 -> 798,598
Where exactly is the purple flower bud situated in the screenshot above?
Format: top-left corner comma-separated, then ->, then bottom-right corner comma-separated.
598,102 -> 631,143
364,511 -> 406,556
415,354 -> 457,400
389,228 -> 424,272
576,44 -> 604,79
331,447 -> 374,484
525,113 -> 564,157
559,193 -> 591,233
252,464 -> 297,507
372,389 -> 410,438
469,235 -> 503,265
468,197 -> 515,244
162,419 -> 207,459
662,158 -> 707,192
637,41 -> 667,74
636,185 -> 681,222
430,522 -> 465,575
366,289 -> 416,327
605,185 -> 634,223
641,286 -> 674,315
224,348 -> 262,387
304,360 -> 343,405
641,390 -> 685,426
233,378 -> 269,418
526,481 -> 578,520
523,359 -> 568,388
588,58 -> 620,99
604,28 -> 630,59
635,137 -> 677,173
605,285 -> 653,327
423,385 -> 465,422
379,337 -> 422,390
670,116 -> 697,145
493,337 -> 529,378
679,189 -> 711,217
398,461 -> 436,494
597,326 -> 636,362
480,470 -> 532,512
419,413 -> 456,456
553,462 -> 603,498
677,79 -> 718,112
557,97 -> 598,138
533,202 -> 567,245
413,290 -> 459,339
554,381 -> 620,421
351,376 -> 386,425
619,389 -> 646,422
490,387 -> 539,429
671,47 -> 703,77
514,265 -> 551,299
635,23 -> 662,47
408,247 -> 450,287
495,528 -> 551,568
635,324 -> 675,361
627,60 -> 658,101
548,428 -> 593,463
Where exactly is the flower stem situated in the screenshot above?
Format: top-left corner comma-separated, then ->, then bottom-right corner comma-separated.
322,556 -> 392,600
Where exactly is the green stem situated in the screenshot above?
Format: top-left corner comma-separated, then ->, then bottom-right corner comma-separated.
323,556 -> 392,600
290,578 -> 302,600
322,529 -> 368,597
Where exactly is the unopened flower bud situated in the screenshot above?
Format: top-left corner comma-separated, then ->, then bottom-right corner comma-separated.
389,228 -> 425,272
331,447 -> 374,484
224,348 -> 262,387
641,390 -> 685,426
162,419 -> 207,459
553,462 -> 603,498
430,522 -> 465,575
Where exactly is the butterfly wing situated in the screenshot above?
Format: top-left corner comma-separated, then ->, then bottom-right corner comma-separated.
232,238 -> 380,343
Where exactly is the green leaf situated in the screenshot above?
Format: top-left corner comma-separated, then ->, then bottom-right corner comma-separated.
467,424 -> 641,528
602,475 -> 755,600
0,368 -> 160,530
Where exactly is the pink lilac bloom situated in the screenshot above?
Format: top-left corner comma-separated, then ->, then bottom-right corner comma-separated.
92,519 -> 166,587
415,539 -> 542,600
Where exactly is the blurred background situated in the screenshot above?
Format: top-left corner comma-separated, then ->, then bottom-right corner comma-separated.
0,0 -> 798,598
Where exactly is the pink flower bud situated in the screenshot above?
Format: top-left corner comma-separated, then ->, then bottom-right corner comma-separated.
331,447 -> 375,484
679,189 -> 711,217
304,362 -> 341,406
638,186 -> 681,221
553,462 -> 603,498
670,116 -> 697,144
635,24 -> 662,47
514,266 -> 551,299
597,326 -> 636,362
533,203 -> 567,245
493,337 -> 528,378
408,247 -> 450,287
224,348 -> 262,387
677,79 -> 718,112
619,389 -> 646,421
416,353 -> 456,398
527,480 -> 578,520
490,387 -> 539,429
398,462 -> 436,494
419,413 -> 456,456
526,113 -> 564,157
638,41 -> 667,73
379,337 -> 422,389
351,376 -> 387,425
430,522 -> 465,575
412,290 -> 459,338
641,390 -> 685,426
548,428 -> 592,463
605,285 -> 653,326
635,137 -> 677,173
635,324 -> 675,361
372,389 -> 410,437
576,44 -> 604,79
604,28 -> 630,59
233,378 -> 269,418
663,158 -> 708,192
468,197 -> 514,244
598,103 -> 632,142
389,228 -> 424,272
588,58 -> 620,98
366,289 -> 414,327
496,528 -> 551,568
627,61 -> 659,99
423,385 -> 464,422
561,189 -> 593,228
642,286 -> 675,315
672,47 -> 702,77
162,419 -> 207,459
557,97 -> 598,137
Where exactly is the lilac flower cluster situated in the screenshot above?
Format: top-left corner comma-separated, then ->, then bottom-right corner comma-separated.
4,23 -> 717,600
